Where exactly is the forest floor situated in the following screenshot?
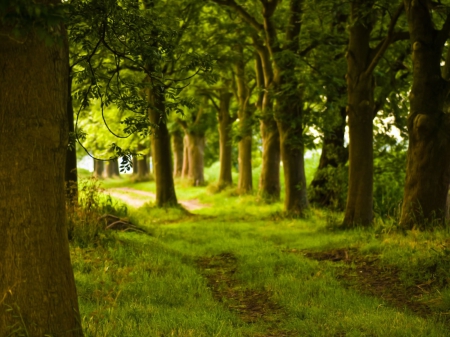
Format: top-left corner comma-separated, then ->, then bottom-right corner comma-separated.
71,177 -> 450,337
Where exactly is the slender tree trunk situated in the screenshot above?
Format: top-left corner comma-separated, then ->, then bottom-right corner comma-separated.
93,159 -> 104,178
181,134 -> 189,179
112,158 -> 120,176
172,129 -> 184,177
400,0 -> 450,228
256,49 -> 280,201
236,54 -> 253,194
0,18 -> 83,336
309,106 -> 347,209
218,90 -> 234,189
187,133 -> 206,186
148,88 -> 178,206
65,71 -> 78,201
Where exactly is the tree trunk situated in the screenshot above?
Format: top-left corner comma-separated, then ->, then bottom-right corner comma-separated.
137,143 -> 149,179
218,90 -> 234,189
187,133 -> 206,186
343,1 -> 376,227
172,129 -> 184,178
181,133 -> 189,179
132,154 -> 139,174
256,49 -> 280,201
400,0 -> 450,228
309,105 -> 348,209
236,54 -> 253,194
0,19 -> 83,336
93,159 -> 104,178
65,71 -> 78,201
272,0 -> 308,215
148,88 -> 178,206
275,85 -> 308,215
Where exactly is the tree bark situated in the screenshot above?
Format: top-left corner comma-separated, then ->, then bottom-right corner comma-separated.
272,0 -> 308,215
137,143 -> 149,179
171,129 -> 184,178
343,0 -> 405,226
65,71 -> 78,201
181,133 -> 189,179
400,0 -> 450,228
256,48 -> 280,201
148,88 -> 178,206
236,53 -> 253,194
93,159 -> 104,178
187,133 -> 206,186
309,106 -> 347,209
217,90 -> 234,189
0,16 -> 83,337
342,0 -> 376,227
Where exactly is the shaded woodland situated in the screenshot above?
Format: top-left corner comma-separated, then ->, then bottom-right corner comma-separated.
3,0 -> 450,335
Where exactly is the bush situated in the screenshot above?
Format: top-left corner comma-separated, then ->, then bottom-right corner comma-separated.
67,178 -> 127,247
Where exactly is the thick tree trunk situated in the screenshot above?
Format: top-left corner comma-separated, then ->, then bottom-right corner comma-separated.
271,0 -> 308,215
93,159 -> 104,178
187,133 -> 206,186
218,90 -> 234,189
343,1 -> 376,227
181,134 -> 189,179
172,129 -> 184,178
148,88 -> 178,206
400,0 -> 450,228
309,106 -> 347,209
275,85 -> 308,215
65,72 -> 78,201
0,20 -> 83,337
236,55 -> 253,194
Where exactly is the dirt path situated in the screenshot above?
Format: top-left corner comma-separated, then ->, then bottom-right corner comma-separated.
107,187 -> 207,211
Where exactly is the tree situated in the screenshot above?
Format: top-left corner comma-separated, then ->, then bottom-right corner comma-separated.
400,0 -> 450,228
0,1 -> 83,335
343,0 -> 405,226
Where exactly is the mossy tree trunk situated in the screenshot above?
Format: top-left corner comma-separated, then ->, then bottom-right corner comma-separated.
148,87 -> 178,206
400,0 -> 450,228
271,0 -> 309,215
0,12 -> 83,336
309,105 -> 347,209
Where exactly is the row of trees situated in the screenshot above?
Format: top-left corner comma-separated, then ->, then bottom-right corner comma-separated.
2,0 -> 450,335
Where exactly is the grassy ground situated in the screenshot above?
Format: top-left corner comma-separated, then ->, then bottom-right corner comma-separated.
70,159 -> 450,336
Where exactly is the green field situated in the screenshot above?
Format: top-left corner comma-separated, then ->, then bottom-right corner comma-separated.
70,162 -> 450,336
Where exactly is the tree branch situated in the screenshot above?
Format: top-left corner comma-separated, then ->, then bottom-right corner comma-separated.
364,1 -> 405,77
212,0 -> 264,32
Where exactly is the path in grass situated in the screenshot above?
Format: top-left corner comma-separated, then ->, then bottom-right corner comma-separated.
107,187 -> 206,211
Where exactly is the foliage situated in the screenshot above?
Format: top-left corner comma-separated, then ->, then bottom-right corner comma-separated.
67,178 -> 128,247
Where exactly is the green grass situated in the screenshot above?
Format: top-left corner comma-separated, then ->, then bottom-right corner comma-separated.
72,159 -> 450,336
